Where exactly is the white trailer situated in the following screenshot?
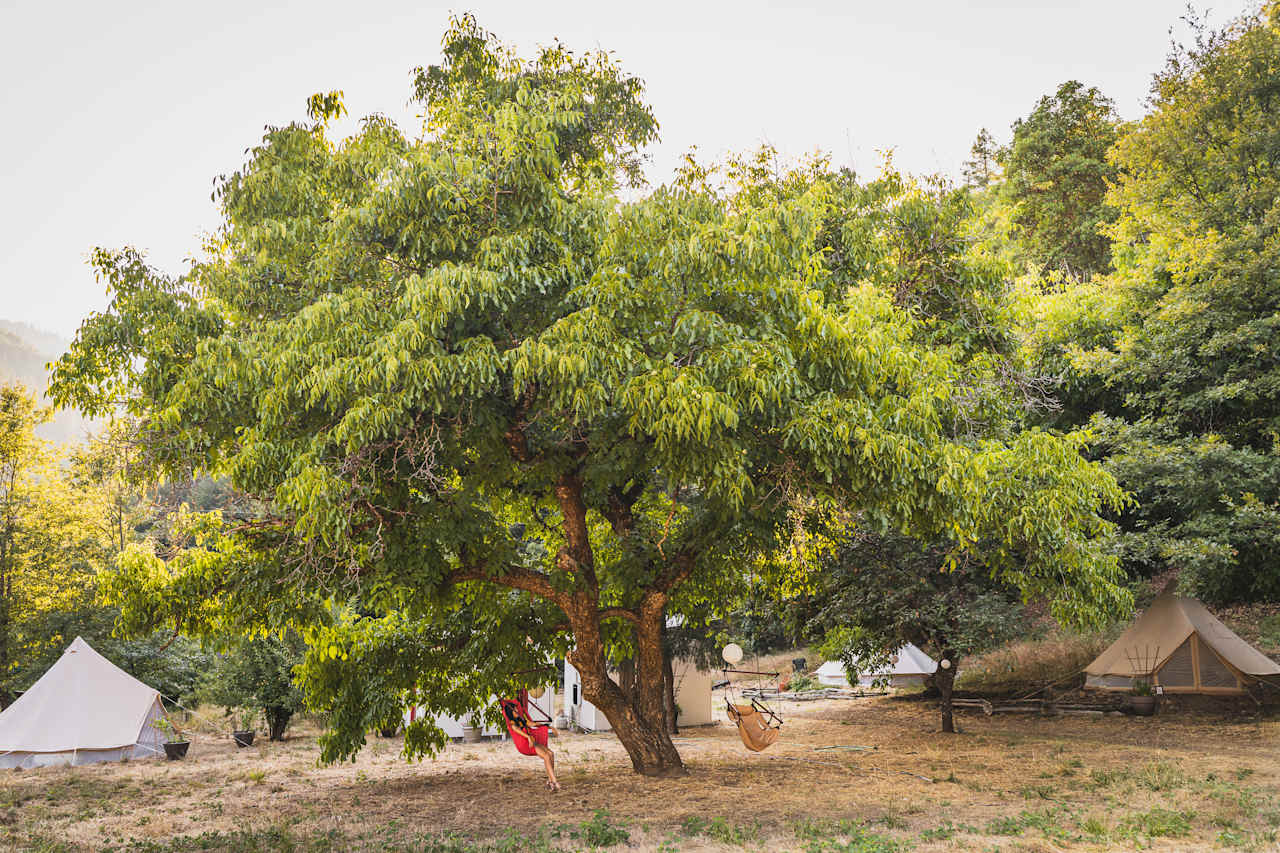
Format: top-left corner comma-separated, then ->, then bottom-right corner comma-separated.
404,684 -> 556,739
563,658 -> 713,731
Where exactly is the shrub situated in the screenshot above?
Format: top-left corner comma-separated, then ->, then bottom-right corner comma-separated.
788,672 -> 822,692
577,811 -> 628,847
1118,808 -> 1193,839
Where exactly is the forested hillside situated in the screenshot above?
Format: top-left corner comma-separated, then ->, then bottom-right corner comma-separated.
0,319 -> 93,443
1010,7 -> 1280,606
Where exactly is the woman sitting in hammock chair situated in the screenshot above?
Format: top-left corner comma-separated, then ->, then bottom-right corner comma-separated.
498,696 -> 560,791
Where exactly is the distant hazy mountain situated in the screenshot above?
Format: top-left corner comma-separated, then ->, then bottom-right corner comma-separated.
0,319 -> 96,444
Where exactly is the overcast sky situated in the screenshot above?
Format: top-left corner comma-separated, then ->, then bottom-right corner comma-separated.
0,0 -> 1256,339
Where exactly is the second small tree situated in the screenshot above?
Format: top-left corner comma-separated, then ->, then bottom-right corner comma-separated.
812,529 -> 1027,732
202,633 -> 305,741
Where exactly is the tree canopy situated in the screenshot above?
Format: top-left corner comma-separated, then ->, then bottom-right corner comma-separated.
50,16 -> 1128,775
1023,5 -> 1280,603
1000,80 -> 1121,280
1,384 -> 105,702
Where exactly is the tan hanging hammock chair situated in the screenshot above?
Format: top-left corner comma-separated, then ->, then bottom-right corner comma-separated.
719,644 -> 783,752
727,701 -> 781,752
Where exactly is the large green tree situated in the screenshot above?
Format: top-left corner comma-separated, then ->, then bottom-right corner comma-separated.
52,17 -> 1126,776
1100,4 -> 1280,451
1001,80 -> 1121,280
0,384 -> 110,703
798,172 -> 1064,733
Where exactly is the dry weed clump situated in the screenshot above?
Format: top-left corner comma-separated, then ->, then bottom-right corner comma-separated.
956,632 -> 1112,694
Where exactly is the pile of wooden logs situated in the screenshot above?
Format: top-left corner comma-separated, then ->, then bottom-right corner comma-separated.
950,697 -> 1125,717
742,687 -> 887,702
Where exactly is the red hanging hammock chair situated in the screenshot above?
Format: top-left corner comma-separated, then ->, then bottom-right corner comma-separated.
498,690 -> 550,756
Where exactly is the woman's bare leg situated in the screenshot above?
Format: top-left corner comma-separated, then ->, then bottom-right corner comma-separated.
534,744 -> 559,789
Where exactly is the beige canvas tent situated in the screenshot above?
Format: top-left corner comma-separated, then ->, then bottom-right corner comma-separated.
1086,593 -> 1280,694
0,637 -> 167,768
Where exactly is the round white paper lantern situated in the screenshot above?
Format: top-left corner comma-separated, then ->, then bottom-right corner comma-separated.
722,643 -> 744,665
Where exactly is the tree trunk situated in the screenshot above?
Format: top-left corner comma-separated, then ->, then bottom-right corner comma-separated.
663,648 -> 679,735
552,471 -> 685,776
567,600 -> 685,776
265,706 -> 292,741
935,649 -> 957,733
617,658 -> 636,700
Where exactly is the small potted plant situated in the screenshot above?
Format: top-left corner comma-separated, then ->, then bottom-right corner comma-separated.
232,708 -> 257,747
460,712 -> 483,744
155,717 -> 190,760
1127,680 -> 1158,716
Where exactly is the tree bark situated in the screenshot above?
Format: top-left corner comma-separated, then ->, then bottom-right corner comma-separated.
935,649 -> 957,733
617,658 -> 636,700
265,706 -> 292,741
663,647 -> 679,735
566,598 -> 685,776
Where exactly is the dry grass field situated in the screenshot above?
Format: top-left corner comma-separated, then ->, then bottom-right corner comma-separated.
5,685 -> 1279,853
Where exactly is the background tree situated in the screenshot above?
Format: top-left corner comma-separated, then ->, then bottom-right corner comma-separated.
0,384 -> 109,704
0,384 -> 50,702
1000,80 -> 1121,280
1,409 -> 216,703
786,168 -> 1085,733
53,18 -> 1128,776
962,128 -> 1001,189
201,633 -> 306,740
810,530 -> 1026,732
1024,4 -> 1280,603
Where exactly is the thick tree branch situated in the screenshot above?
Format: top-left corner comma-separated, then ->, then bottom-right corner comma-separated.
444,560 -> 565,607
598,607 -> 640,625
603,477 -> 647,536
503,383 -> 540,463
554,471 -> 598,593
654,552 -> 696,594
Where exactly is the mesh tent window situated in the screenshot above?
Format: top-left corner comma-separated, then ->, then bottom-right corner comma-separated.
1156,639 -> 1196,688
1197,643 -> 1240,689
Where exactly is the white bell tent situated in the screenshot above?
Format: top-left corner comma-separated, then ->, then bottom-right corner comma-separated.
816,643 -> 938,688
0,637 -> 167,769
